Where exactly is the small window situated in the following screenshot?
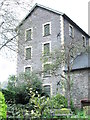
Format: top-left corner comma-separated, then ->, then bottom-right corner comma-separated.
82,35 -> 86,47
43,22 -> 51,36
44,43 -> 50,56
25,28 -> 32,41
25,47 -> 31,60
25,67 -> 31,73
44,85 -> 51,96
43,64 -> 51,77
44,24 -> 50,36
69,25 -> 74,37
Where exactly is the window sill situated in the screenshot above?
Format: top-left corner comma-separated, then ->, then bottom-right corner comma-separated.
43,34 -> 51,37
43,75 -> 51,78
25,58 -> 31,60
25,39 -> 32,42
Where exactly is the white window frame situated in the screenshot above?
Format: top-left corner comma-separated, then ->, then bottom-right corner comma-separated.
42,22 -> 51,36
42,41 -> 51,56
82,35 -> 86,47
24,46 -> 32,60
42,62 -> 52,78
25,28 -> 33,41
24,65 -> 32,73
69,24 -> 74,38
43,83 -> 52,96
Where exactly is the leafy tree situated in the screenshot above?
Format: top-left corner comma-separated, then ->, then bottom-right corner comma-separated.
17,72 -> 43,94
42,36 -> 87,108
6,72 -> 43,104
0,0 -> 34,58
7,75 -> 16,91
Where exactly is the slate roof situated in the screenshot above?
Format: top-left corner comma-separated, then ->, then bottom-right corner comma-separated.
71,52 -> 90,71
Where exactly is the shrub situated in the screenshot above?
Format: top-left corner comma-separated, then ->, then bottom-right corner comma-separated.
7,103 -> 31,119
42,94 -> 68,118
30,90 -> 49,119
6,72 -> 43,104
0,91 -> 7,119
49,94 -> 68,109
71,109 -> 89,118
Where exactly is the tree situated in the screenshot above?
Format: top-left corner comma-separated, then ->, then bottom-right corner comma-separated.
62,39 -> 87,108
42,37 -> 87,108
7,75 -> 16,91
6,72 -> 43,104
0,0 -> 34,56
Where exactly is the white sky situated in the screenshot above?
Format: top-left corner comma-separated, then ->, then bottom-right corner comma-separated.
0,0 -> 89,83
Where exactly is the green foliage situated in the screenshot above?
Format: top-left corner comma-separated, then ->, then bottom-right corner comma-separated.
4,72 -> 45,118
7,75 -> 16,91
0,91 -> 7,119
2,89 -> 15,103
70,99 -> 75,111
7,103 -> 31,119
71,109 -> 89,118
42,94 -> 69,118
49,94 -> 68,109
30,89 -> 49,118
5,72 -> 43,104
24,72 -> 42,94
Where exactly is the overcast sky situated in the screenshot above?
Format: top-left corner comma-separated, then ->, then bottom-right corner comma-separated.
0,0 -> 89,83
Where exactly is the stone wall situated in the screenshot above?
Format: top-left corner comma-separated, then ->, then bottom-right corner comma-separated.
71,69 -> 88,108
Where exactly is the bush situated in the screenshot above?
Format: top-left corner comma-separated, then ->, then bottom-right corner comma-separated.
49,94 -> 68,109
0,91 -> 7,119
71,109 -> 89,118
2,89 -> 15,103
6,72 -> 43,104
42,94 -> 68,118
7,103 -> 31,119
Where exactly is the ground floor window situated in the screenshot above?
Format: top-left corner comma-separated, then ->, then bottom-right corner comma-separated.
24,65 -> 32,74
44,85 -> 51,97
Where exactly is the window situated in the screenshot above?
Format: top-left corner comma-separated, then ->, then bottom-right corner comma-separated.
42,42 -> 51,56
44,43 -> 50,56
82,35 -> 86,47
44,85 -> 51,96
43,22 -> 51,36
25,28 -> 32,41
25,47 -> 32,60
25,66 -> 31,73
69,25 -> 74,37
43,63 -> 51,77
44,24 -> 50,36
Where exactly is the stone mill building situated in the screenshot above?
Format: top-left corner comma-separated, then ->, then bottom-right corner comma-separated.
16,3 -> 90,108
